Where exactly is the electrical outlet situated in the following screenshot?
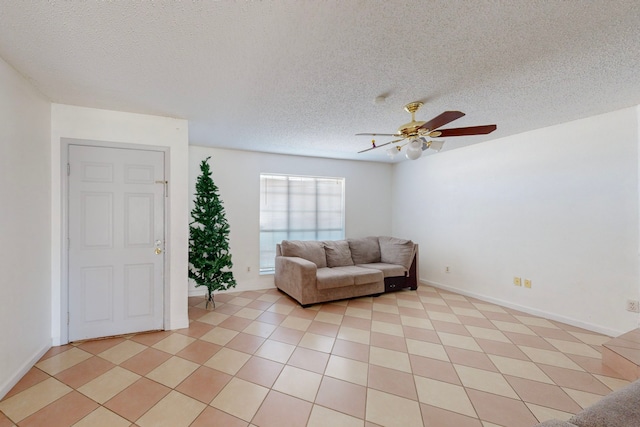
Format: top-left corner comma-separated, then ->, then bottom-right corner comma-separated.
445,266 -> 450,273
514,277 -> 521,286
627,300 -> 640,313
524,279 -> 532,288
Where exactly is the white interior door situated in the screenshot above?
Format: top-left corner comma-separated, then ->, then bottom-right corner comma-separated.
68,144 -> 165,341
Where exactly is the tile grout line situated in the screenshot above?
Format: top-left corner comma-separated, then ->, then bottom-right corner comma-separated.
1,285 -> 630,427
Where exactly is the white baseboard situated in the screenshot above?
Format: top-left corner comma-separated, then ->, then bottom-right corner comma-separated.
421,279 -> 623,337
166,315 -> 190,330
0,340 -> 51,400
188,283 -> 277,297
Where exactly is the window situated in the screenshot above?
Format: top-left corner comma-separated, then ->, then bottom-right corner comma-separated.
260,174 -> 345,273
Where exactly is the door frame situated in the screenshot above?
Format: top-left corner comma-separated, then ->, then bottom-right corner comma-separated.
60,138 -> 170,344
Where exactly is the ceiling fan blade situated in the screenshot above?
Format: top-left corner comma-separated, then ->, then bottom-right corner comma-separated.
436,124 -> 497,137
357,138 -> 403,153
356,133 -> 402,137
418,111 -> 465,131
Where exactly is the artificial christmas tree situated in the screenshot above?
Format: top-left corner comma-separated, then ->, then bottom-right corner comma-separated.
189,157 -> 236,308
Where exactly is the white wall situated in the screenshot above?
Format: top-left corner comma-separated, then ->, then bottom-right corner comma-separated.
392,107 -> 640,336
0,57 -> 51,398
51,105 -> 190,344
189,146 -> 393,294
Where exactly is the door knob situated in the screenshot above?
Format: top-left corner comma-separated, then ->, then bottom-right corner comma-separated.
155,247 -> 162,255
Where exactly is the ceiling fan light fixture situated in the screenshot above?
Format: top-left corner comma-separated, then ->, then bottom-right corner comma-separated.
385,147 -> 397,159
428,140 -> 444,152
405,144 -> 422,160
409,137 -> 422,150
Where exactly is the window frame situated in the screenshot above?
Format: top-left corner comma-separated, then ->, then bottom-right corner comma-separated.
259,173 -> 346,274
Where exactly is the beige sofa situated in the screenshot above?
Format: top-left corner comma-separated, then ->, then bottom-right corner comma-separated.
534,379 -> 640,426
274,236 -> 418,307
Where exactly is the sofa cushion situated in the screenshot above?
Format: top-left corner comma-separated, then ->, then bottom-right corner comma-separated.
348,237 -> 381,264
357,263 -> 406,278
324,240 -> 354,267
281,240 -> 327,268
568,379 -> 640,427
332,265 -> 383,285
316,267 -> 354,290
379,236 -> 415,270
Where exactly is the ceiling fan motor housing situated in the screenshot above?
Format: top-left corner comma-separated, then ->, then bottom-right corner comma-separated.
399,102 -> 427,137
398,120 -> 427,138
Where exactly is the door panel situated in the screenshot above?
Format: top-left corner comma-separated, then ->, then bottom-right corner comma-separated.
68,145 -> 165,341
82,192 -> 113,248
125,193 -> 154,247
124,263 -> 154,317
82,266 -> 113,322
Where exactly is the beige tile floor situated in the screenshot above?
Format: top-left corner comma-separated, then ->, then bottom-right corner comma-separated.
0,285 -> 630,427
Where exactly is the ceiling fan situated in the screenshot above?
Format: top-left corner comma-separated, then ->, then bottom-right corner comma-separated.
357,101 -> 497,160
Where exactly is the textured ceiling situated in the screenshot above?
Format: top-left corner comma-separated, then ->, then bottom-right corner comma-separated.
1,1 -> 639,162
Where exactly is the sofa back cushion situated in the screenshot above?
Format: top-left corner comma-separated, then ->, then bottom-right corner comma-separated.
379,236 -> 415,270
324,240 -> 354,267
348,237 -> 381,264
281,240 -> 327,268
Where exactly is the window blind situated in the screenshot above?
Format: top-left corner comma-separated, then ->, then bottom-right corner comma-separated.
259,174 -> 345,273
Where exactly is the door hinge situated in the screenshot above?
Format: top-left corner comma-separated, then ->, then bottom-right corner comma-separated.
67,163 -> 70,176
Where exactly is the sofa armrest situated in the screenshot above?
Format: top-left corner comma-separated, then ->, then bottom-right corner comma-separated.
534,420 -> 576,427
409,244 -> 419,287
274,256 -> 317,304
569,379 -> 640,427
